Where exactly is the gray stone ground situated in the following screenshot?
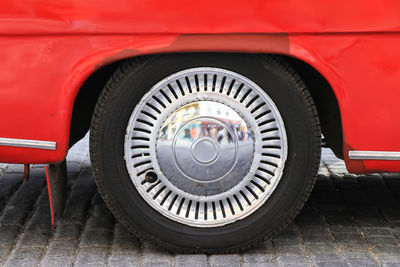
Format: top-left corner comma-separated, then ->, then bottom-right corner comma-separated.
0,134 -> 400,266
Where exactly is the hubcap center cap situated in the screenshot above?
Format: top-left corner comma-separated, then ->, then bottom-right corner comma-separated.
191,137 -> 219,165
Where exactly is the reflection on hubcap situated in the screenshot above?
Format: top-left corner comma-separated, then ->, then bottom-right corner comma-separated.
158,102 -> 250,189
124,67 -> 287,227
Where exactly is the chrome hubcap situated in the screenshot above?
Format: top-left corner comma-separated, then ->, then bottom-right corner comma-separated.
124,67 -> 287,227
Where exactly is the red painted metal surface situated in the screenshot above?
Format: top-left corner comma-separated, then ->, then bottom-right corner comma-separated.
23,164 -> 30,182
44,166 -> 55,230
0,1 -> 400,173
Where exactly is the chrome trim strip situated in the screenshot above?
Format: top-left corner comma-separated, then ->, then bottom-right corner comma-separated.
349,151 -> 400,160
0,138 -> 56,150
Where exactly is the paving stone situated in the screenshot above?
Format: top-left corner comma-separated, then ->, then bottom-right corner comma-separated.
310,254 -> 344,266
272,229 -> 300,246
303,235 -> 333,244
306,243 -> 338,255
107,254 -> 140,267
45,238 -> 79,257
114,223 -> 133,238
4,246 -> 43,267
314,263 -> 346,267
0,224 -> 20,245
4,164 -> 24,174
93,202 -> 114,217
273,245 -> 304,256
65,161 -> 82,174
243,263 -> 277,267
334,233 -> 366,243
324,213 -> 353,226
111,236 -> 141,253
300,226 -> 330,237
85,215 -> 114,231
0,248 -> 10,264
372,244 -> 400,255
367,236 -> 399,246
378,254 -> 400,266
379,253 -> 400,264
362,227 -> 393,237
0,163 -> 8,172
344,257 -> 380,267
318,162 -> 330,177
243,253 -> 275,264
0,176 -> 22,214
209,254 -> 241,267
357,218 -> 389,228
382,263 -> 400,267
330,225 -> 358,233
243,242 -> 274,263
40,255 -> 75,267
0,207 -> 29,227
275,255 -> 309,266
79,229 -> 112,247
340,249 -> 373,259
74,246 -> 108,266
175,254 -> 207,267
141,242 -> 173,267
52,223 -> 82,240
16,230 -> 50,248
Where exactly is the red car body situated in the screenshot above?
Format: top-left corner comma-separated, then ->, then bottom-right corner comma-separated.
1,0 -> 400,173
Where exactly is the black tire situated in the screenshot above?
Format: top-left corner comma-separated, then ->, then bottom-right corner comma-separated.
89,54 -> 321,253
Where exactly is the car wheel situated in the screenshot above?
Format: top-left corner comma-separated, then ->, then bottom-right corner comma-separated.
90,54 -> 321,253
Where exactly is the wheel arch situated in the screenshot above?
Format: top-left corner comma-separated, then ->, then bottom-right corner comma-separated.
69,52 -> 343,158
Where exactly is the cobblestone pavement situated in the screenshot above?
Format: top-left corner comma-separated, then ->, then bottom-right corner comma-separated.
0,135 -> 400,266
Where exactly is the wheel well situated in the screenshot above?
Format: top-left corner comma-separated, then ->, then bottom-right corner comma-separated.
69,60 -> 122,147
283,55 -> 343,158
69,53 -> 343,158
